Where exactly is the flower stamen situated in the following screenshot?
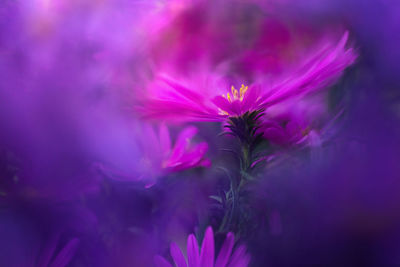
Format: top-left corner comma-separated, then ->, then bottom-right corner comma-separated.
223,84 -> 249,103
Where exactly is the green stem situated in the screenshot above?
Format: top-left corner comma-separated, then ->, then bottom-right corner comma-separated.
218,111 -> 264,234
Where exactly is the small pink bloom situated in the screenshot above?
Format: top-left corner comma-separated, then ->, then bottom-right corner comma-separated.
135,124 -> 211,186
260,105 -> 318,146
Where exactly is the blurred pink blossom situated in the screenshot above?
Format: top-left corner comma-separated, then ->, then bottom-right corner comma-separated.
103,124 -> 210,187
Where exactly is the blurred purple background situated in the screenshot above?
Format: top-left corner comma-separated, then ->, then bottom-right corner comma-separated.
0,0 -> 400,266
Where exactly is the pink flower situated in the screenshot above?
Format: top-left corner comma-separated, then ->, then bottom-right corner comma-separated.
103,124 -> 210,186
140,32 -> 356,121
97,123 -> 211,187
154,226 -> 250,267
140,124 -> 211,173
260,98 -> 326,146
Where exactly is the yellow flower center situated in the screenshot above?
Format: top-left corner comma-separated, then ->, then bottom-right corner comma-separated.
218,84 -> 249,115
222,84 -> 248,103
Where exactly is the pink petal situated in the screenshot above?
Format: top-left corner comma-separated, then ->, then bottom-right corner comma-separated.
170,242 -> 188,267
142,99 -> 221,122
199,227 -> 215,267
160,76 -> 206,104
262,125 -> 289,145
227,245 -> 250,267
154,255 -> 174,267
187,234 -> 200,267
260,32 -> 356,108
168,141 -> 209,171
142,124 -> 160,155
159,123 -> 172,156
169,126 -> 198,163
211,96 -> 236,115
241,84 -> 262,112
199,158 -> 212,168
230,100 -> 243,116
215,232 -> 235,267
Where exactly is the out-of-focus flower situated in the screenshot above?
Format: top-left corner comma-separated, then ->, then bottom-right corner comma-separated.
140,32 -> 356,121
138,124 -> 211,173
103,124 -> 210,186
154,226 -> 250,267
260,98 -> 327,146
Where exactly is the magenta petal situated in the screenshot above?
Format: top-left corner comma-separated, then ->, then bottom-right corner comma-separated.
184,142 -> 209,164
169,126 -> 198,163
49,238 -> 80,267
154,256 -> 174,267
241,84 -> 261,112
199,158 -> 212,168
262,126 -> 289,145
260,32 -> 356,108
227,245 -> 250,267
211,96 -> 235,115
187,234 -> 200,267
170,242 -> 188,267
159,124 -> 172,156
142,99 -> 218,122
142,124 -> 160,155
199,227 -> 215,267
160,75 -> 205,104
215,232 -> 235,267
230,100 -> 243,116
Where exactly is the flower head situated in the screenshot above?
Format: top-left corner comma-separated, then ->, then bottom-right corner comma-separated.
140,124 -> 211,173
154,226 -> 250,267
259,98 -> 326,146
103,123 -> 210,186
140,32 -> 356,121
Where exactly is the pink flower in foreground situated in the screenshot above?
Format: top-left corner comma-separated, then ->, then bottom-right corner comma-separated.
140,32 -> 356,121
154,226 -> 250,267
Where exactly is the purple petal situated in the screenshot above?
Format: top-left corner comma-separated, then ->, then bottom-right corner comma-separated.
184,141 -> 209,164
199,158 -> 212,168
199,227 -> 215,267
154,255 -> 174,267
160,75 -> 206,104
187,234 -> 200,267
215,232 -> 235,267
211,96 -> 236,115
159,123 -> 172,156
227,245 -> 250,267
142,124 -> 161,156
37,233 -> 60,267
230,100 -> 243,116
170,242 -> 188,267
169,126 -> 198,163
259,32 -> 356,108
241,84 -> 261,112
142,99 -> 222,122
49,238 -> 80,267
